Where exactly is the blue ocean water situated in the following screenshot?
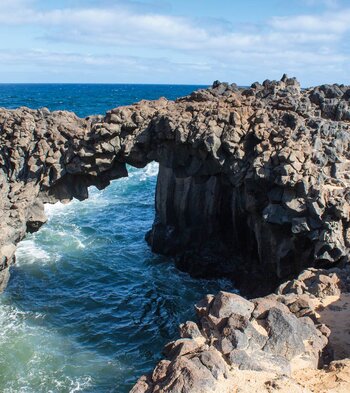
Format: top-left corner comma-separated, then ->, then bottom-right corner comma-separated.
0,84 -> 233,393
0,83 -> 206,118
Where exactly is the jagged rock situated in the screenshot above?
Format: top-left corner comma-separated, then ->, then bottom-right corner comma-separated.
179,321 -> 203,340
263,307 -> 323,365
252,295 -> 291,319
132,263 -> 350,392
277,267 -> 348,298
1,76 -> 350,392
210,291 -> 254,319
132,348 -> 231,393
1,76 -> 350,294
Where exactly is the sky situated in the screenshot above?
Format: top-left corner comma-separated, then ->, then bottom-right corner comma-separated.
0,0 -> 349,85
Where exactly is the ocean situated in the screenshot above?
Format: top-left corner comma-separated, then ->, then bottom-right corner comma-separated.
0,84 -> 232,393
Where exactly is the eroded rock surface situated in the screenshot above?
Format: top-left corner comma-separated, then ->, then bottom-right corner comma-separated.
1,75 -> 350,294
131,265 -> 350,393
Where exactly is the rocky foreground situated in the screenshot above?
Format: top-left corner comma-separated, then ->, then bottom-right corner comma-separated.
131,265 -> 350,392
0,75 -> 350,391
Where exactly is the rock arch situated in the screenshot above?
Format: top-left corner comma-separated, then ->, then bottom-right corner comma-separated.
1,76 -> 349,294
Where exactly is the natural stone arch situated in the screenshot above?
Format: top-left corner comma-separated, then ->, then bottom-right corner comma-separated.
1,76 -> 349,294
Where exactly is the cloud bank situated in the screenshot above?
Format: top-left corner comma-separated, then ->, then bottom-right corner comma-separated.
0,0 -> 349,85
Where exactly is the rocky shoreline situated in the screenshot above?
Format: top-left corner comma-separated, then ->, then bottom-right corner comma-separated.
131,265 -> 350,392
0,75 -> 349,391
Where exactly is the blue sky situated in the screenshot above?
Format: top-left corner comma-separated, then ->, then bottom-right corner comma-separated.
0,0 -> 349,85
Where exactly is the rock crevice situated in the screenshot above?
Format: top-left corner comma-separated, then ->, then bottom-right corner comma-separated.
132,265 -> 350,393
1,75 -> 350,392
1,76 -> 350,294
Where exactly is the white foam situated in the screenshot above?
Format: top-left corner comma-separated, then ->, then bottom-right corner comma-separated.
44,201 -> 69,218
69,378 -> 93,393
56,231 -> 86,249
140,162 -> 159,181
15,161 -> 157,268
0,303 -> 93,393
15,239 -> 51,265
75,238 -> 86,249
0,305 -> 27,339
0,303 -> 45,345
42,162 -> 158,218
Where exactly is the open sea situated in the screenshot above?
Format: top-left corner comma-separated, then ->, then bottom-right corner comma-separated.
0,84 -> 232,392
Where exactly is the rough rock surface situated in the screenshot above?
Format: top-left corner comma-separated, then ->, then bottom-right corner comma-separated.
131,265 -> 350,393
1,75 -> 350,295
1,76 -> 350,391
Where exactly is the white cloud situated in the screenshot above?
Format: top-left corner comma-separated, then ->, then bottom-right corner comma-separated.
0,49 -> 219,79
0,1 -> 346,50
0,1 -> 349,84
271,9 -> 350,34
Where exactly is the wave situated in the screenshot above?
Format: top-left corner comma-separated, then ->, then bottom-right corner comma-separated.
44,201 -> 70,219
42,162 -> 159,223
127,162 -> 159,181
1,84 -> 209,393
139,162 -> 159,181
0,303 -> 93,393
15,239 -> 51,265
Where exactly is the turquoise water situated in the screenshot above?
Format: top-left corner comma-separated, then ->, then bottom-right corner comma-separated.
0,85 -> 232,392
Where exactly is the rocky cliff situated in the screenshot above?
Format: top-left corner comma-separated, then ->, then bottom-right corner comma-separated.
1,75 -> 349,294
1,76 -> 350,391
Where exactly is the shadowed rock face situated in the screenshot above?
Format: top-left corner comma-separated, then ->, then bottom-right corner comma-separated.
1,76 -> 350,293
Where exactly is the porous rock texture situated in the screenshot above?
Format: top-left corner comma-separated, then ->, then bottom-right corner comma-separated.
1,76 -> 350,391
1,75 -> 350,294
131,265 -> 350,393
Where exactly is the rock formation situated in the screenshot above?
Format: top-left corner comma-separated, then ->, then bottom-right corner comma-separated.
1,75 -> 349,294
1,75 -> 350,391
131,265 -> 350,393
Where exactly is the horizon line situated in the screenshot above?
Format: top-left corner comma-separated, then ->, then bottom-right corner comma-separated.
0,82 -> 211,86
